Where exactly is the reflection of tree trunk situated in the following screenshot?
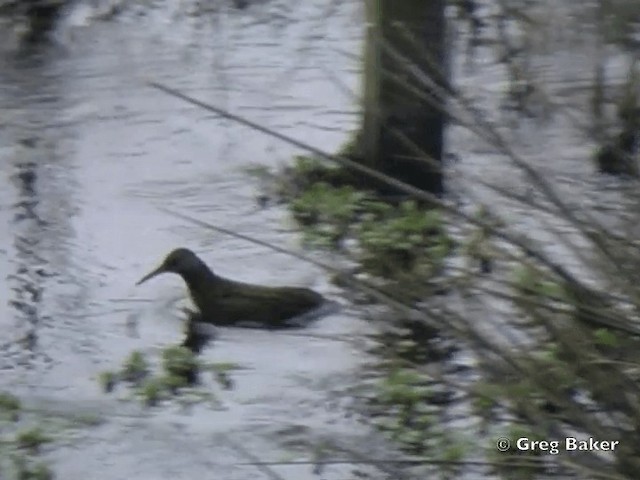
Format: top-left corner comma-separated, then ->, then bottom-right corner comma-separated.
10,151 -> 44,353
22,0 -> 65,45
361,0 -> 447,197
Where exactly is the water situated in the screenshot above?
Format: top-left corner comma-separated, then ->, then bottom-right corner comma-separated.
3,2 -> 639,478
0,1 -> 385,478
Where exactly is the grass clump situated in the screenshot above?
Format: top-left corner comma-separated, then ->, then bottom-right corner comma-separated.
15,428 -> 51,454
357,200 -> 452,279
275,154 -> 370,202
0,392 -> 21,421
10,455 -> 54,480
138,378 -> 166,407
291,182 -> 369,247
161,345 -> 199,390
120,350 -> 149,384
100,345 -> 231,407
97,371 -> 117,393
1,422 -> 56,480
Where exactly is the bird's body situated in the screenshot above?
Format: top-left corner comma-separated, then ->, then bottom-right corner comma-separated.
137,248 -> 324,328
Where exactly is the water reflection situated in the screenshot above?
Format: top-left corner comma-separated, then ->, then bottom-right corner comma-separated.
2,44 -> 87,370
10,149 -> 44,353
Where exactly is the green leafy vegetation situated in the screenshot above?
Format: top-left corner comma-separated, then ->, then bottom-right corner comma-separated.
201,362 -> 243,390
266,55 -> 640,476
99,346 -> 238,407
0,396 -> 58,480
97,371 -> 117,393
357,200 -> 452,278
277,155 -> 359,200
15,428 -> 51,454
0,392 -> 21,421
279,156 -> 454,299
160,346 -> 199,390
367,364 -> 470,465
120,350 -> 149,384
10,455 -> 54,480
291,182 -> 369,247
139,378 -> 165,407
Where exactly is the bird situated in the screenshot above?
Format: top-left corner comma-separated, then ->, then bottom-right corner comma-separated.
136,248 -> 325,328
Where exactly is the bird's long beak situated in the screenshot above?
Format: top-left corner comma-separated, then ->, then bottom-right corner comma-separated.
136,265 -> 166,286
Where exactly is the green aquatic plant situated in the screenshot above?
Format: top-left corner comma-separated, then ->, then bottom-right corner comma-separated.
158,374 -> 190,393
139,378 -> 165,407
358,200 -> 452,278
0,392 -> 21,421
15,428 -> 51,454
97,371 -> 118,393
203,362 -> 243,390
276,155 -> 350,200
104,344 -> 243,407
291,182 -> 368,247
101,344 -> 239,407
24,462 -> 54,480
120,351 -> 149,384
161,345 -> 199,389
11,455 -> 55,480
290,154 -> 326,177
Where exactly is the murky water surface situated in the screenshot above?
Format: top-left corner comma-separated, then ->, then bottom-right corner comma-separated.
0,2 -> 379,478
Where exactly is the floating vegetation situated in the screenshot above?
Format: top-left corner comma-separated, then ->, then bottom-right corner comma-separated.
99,346 -> 239,407
0,392 -> 21,421
202,361 -> 244,390
161,346 -> 200,388
139,378 -> 165,407
97,371 -> 117,393
0,395 -> 58,480
15,428 -> 51,454
10,455 -> 54,480
120,350 -> 149,384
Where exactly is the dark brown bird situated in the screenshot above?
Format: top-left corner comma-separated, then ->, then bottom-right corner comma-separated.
137,248 -> 324,328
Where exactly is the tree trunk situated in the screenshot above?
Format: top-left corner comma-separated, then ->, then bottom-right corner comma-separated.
361,0 -> 447,197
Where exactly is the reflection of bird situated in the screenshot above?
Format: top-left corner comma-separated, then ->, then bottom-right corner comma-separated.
181,308 -> 216,353
137,248 -> 324,328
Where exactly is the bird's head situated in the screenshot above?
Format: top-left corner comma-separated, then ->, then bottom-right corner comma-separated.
136,248 -> 204,285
